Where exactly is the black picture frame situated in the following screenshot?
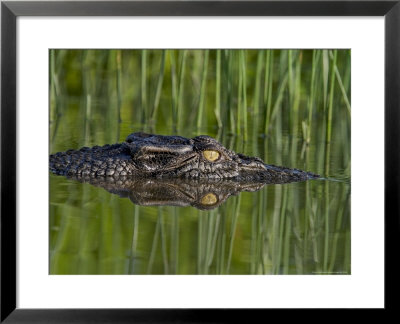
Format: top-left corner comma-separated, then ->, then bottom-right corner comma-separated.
1,0 -> 398,321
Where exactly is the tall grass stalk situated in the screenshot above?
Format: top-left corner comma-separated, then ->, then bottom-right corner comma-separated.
328,188 -> 347,272
270,185 -> 282,274
200,214 -> 209,274
323,179 -> 331,271
305,50 -> 319,143
326,50 -> 337,145
253,51 -> 264,121
201,212 -> 216,274
240,50 -> 248,141
345,227 -> 351,274
226,51 -> 236,134
250,200 -> 258,274
50,50 -> 58,124
343,52 -> 351,97
207,212 -> 220,268
84,94 -> 92,145
197,210 -> 203,273
50,50 -> 60,150
151,50 -> 166,123
288,50 -> 294,108
290,51 -> 302,160
159,213 -> 169,274
129,206 -> 140,274
116,50 -> 122,122
216,211 -> 227,274
169,50 -> 178,128
276,185 -> 288,274
282,210 -> 291,274
141,50 -> 147,122
267,72 -> 289,132
322,50 -> 338,271
177,50 -> 187,131
215,50 -> 222,128
335,67 -> 351,115
170,209 -> 179,274
260,163 -> 269,273
236,53 -> 243,137
263,51 -> 273,134
196,50 -> 209,131
329,51 -> 351,115
115,50 -> 122,141
147,213 -> 161,274
322,50 -> 330,108
82,52 -> 92,145
226,195 -> 241,273
304,145 -> 313,272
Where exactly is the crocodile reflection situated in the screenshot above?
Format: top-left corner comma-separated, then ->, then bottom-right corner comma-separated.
69,176 -> 275,210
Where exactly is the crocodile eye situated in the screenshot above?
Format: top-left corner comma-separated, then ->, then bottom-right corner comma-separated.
203,150 -> 220,162
200,193 -> 218,206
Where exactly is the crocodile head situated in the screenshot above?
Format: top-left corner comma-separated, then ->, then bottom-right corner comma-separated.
122,132 -> 317,182
50,132 -> 319,182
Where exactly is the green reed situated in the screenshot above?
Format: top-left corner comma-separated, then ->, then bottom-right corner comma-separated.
215,50 -> 222,128
170,208 -> 179,274
326,50 -> 338,145
147,210 -> 161,274
263,50 -> 274,134
177,50 -> 187,132
236,52 -> 242,137
169,51 -> 178,128
240,50 -> 248,140
253,50 -> 264,120
304,50 -> 319,143
151,50 -> 166,124
141,50 -> 147,122
196,50 -> 209,131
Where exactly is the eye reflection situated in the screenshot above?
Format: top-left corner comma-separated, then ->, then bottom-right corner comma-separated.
203,150 -> 220,162
200,193 -> 218,205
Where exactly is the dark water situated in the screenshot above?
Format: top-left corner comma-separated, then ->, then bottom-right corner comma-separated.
49,49 -> 351,275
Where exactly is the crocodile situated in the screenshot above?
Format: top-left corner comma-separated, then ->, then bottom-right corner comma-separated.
65,177 -> 268,210
49,132 -> 319,183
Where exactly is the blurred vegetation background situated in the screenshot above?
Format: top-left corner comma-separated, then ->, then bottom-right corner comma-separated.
50,49 -> 351,275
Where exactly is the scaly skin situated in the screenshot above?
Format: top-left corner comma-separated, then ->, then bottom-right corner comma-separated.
65,177 -> 267,210
50,132 -> 319,183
